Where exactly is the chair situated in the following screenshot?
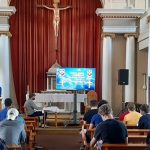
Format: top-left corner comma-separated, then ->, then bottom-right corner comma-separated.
85,90 -> 97,112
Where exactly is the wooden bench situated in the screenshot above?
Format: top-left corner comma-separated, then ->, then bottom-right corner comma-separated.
87,129 -> 148,150
7,145 -> 21,150
24,117 -> 39,127
46,113 -> 71,127
128,135 -> 147,143
101,143 -> 148,150
128,129 -> 150,135
126,125 -> 138,129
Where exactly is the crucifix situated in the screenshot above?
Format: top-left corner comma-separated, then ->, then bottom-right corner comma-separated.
37,0 -> 72,50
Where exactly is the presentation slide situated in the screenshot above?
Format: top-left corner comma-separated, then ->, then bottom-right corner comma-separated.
56,68 -> 96,91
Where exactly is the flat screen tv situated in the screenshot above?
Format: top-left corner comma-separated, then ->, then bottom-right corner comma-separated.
56,68 -> 96,91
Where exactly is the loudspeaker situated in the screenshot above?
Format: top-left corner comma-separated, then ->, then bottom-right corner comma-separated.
118,69 -> 129,85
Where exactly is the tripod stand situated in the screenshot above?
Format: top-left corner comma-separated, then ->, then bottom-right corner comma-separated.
121,85 -> 125,112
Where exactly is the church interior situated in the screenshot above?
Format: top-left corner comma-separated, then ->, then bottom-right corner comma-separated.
0,0 -> 150,149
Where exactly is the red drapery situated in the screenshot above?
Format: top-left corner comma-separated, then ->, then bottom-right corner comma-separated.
10,0 -> 102,111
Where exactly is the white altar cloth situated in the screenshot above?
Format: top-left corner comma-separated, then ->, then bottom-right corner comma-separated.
34,93 -> 87,113
34,93 -> 86,103
42,106 -> 64,113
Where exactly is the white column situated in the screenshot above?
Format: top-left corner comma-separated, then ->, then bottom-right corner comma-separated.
0,7 -> 17,107
0,35 -> 17,108
102,33 -> 114,105
125,35 -> 135,102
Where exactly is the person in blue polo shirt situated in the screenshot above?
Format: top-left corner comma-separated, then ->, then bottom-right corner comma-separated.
0,98 -> 12,121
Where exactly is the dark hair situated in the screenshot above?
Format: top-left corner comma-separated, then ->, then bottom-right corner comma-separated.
90,100 -> 98,107
140,104 -> 150,114
97,100 -> 108,109
98,104 -> 112,116
127,102 -> 135,111
4,98 -> 12,107
29,93 -> 35,99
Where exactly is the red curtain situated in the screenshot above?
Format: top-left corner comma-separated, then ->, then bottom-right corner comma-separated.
10,0 -> 102,111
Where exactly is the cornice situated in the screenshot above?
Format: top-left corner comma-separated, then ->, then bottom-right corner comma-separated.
0,6 -> 16,17
96,9 -> 145,18
103,26 -> 137,33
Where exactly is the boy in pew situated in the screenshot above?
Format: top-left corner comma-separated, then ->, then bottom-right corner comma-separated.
0,98 -> 25,125
123,102 -> 141,126
0,108 -> 26,150
0,98 -> 12,121
90,104 -> 128,149
138,104 -> 150,129
80,100 -> 108,149
80,100 -> 98,149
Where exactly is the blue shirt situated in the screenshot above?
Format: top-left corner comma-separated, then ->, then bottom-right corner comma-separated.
138,114 -> 150,129
0,108 -> 25,125
90,113 -> 103,127
0,108 -> 8,121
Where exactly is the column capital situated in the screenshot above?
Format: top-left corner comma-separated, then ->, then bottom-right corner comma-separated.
0,6 -> 16,17
0,31 -> 12,37
124,33 -> 138,38
101,33 -> 115,38
147,15 -> 150,23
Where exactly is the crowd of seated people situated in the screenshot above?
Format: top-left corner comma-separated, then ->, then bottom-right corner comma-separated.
2,95 -> 150,150
90,104 -> 128,149
80,100 -> 108,150
80,101 -> 150,150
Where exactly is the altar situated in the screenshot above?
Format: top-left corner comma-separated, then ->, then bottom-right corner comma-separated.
34,93 -> 87,113
34,61 -> 87,117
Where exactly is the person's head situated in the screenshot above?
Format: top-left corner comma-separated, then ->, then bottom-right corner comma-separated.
90,100 -> 98,108
4,98 -> 12,107
127,102 -> 135,111
98,104 -> 112,121
97,99 -> 108,109
29,93 -> 35,100
140,104 -> 150,115
7,108 -> 19,120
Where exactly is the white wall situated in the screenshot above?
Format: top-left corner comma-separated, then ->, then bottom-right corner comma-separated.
112,34 -> 126,115
0,0 -> 10,6
103,0 -> 146,9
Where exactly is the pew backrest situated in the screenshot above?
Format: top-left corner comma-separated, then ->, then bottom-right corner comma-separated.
101,143 -> 148,150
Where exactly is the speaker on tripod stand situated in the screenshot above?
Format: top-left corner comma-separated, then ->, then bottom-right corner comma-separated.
118,69 -> 129,112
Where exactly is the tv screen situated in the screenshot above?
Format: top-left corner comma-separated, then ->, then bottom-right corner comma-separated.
56,68 -> 96,91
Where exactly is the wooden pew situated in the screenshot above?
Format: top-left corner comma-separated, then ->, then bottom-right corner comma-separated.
128,129 -> 150,135
128,135 -> 147,143
7,145 -> 21,150
101,143 -> 148,150
126,125 -> 138,129
24,117 -> 39,127
87,129 -> 148,150
25,129 -> 35,150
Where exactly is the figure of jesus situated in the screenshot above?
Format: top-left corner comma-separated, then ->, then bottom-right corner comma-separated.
37,4 -> 71,37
